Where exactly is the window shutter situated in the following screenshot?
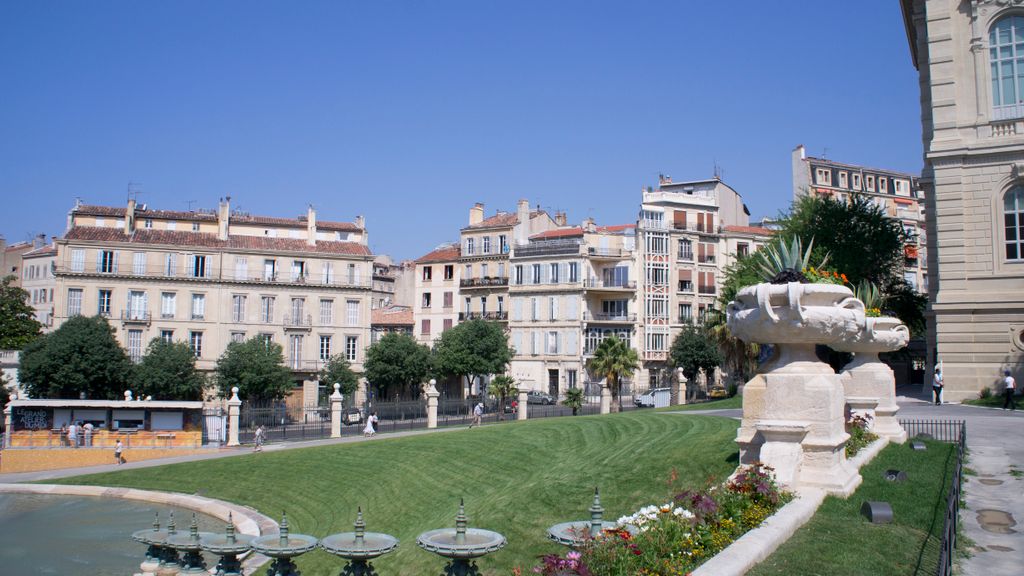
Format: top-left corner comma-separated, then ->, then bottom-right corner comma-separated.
112,252 -> 119,274
674,210 -> 686,228
567,295 -> 578,320
512,331 -> 521,354
552,297 -> 559,320
512,297 -> 522,321
540,264 -> 549,284
96,251 -> 103,273
678,269 -> 692,281
566,331 -> 578,354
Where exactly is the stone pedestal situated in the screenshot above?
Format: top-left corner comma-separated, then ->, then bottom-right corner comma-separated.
426,380 -> 440,429
330,384 -> 343,439
600,385 -> 611,415
845,395 -> 879,423
226,388 -> 241,447
3,403 -> 11,449
754,420 -> 810,486
834,317 -> 909,444
517,390 -> 528,421
674,368 -> 687,406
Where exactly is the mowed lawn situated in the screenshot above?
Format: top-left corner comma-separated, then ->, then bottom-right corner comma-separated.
748,438 -> 957,576
54,411 -> 740,575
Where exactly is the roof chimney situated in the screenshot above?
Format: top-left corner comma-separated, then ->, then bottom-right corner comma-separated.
583,218 -> 596,233
555,211 -> 567,227
217,197 -> 230,241
355,215 -> 367,246
306,205 -> 317,246
125,198 -> 136,234
469,203 -> 484,226
514,199 -> 530,246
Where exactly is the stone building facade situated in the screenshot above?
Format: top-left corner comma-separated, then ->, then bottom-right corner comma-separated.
902,0 -> 1024,399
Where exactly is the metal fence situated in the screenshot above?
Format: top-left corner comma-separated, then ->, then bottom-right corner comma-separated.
899,419 -> 966,576
238,401 -> 331,444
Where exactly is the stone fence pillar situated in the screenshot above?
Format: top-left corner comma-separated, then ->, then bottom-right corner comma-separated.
330,384 -> 343,439
3,402 -> 12,449
226,387 -> 241,447
426,379 -> 440,429
674,368 -> 688,406
600,384 -> 611,415
517,389 -> 528,421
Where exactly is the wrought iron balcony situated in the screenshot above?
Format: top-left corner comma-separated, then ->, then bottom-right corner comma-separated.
458,311 -> 508,321
583,312 -> 636,322
120,310 -> 151,325
283,314 -> 313,329
583,279 -> 636,290
459,277 -> 509,288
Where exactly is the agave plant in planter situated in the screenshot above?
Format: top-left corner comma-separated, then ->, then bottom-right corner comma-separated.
755,236 -> 823,284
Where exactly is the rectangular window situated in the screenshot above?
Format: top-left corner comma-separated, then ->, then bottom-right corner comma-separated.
319,335 -> 332,360
549,263 -> 559,283
480,296 -> 488,314
128,290 -> 147,319
852,173 -> 862,190
679,303 -> 692,323
160,329 -> 174,343
167,221 -> 176,230
288,334 -> 303,369
191,294 -> 206,319
422,292 -> 432,308
132,252 -> 146,275
261,296 -> 274,323
422,266 -> 433,281
164,253 -> 177,276
422,319 -> 431,336
531,264 -> 541,284
568,262 -> 579,283
99,250 -> 117,274
190,254 -> 207,278
443,291 -> 453,308
443,318 -> 453,331
235,257 -> 248,280
497,295 -> 504,313
67,288 -> 83,317
144,219 -> 153,229
70,249 -> 85,272
466,237 -> 475,255
481,263 -> 488,278
737,243 -> 749,258
192,222 -> 200,232
127,330 -> 143,363
879,177 -> 888,193
677,239 -> 693,261
499,235 -> 508,253
483,236 -> 492,254
189,331 -> 203,357
547,331 -> 559,354
815,168 -> 832,186
161,292 -> 176,318
347,263 -> 358,285
290,298 -> 305,323
443,265 -> 454,280
497,262 -> 505,279
465,297 -> 471,314
345,336 -> 358,361
320,299 -> 333,325
346,300 -> 359,325
531,297 -> 539,321
514,265 -> 524,285
264,259 -> 276,281
98,289 -> 112,316
291,260 -> 306,281
322,262 -> 333,284
232,295 -> 246,322
838,171 -> 848,188
464,264 -> 472,280
865,174 -> 876,192
549,296 -> 557,320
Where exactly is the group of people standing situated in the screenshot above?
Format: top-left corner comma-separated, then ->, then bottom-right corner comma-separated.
60,421 -> 94,447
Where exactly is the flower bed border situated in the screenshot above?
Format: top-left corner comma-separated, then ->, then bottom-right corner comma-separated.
691,436 -> 888,576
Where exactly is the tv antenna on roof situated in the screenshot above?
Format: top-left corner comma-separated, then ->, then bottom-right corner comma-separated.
713,161 -> 725,182
185,200 -> 197,211
822,147 -> 829,159
127,181 -> 143,202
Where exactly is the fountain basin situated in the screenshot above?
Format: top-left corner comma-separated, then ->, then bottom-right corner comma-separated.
546,520 -> 616,547
416,528 -> 506,559
250,534 -> 318,557
726,282 -> 864,346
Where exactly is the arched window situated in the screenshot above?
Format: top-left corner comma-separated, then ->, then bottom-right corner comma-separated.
1006,185 -> 1024,260
990,16 -> 1024,119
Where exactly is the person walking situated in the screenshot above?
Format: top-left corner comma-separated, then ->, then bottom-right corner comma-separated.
468,402 -> 484,429
1002,370 -> 1017,411
67,422 -> 78,448
362,412 -> 377,437
114,439 -> 123,465
933,368 -> 944,405
253,425 -> 265,452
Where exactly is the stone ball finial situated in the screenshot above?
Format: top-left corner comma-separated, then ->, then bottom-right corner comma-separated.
232,387 -> 239,394
429,379 -> 436,386
125,390 -> 133,401
334,383 -> 341,392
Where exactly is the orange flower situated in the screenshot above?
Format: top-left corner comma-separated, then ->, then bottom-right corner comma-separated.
841,274 -> 848,283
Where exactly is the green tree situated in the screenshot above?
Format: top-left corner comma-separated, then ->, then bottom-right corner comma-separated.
706,313 -> 759,385
319,354 -> 361,402
563,387 -> 584,416
1,372 -> 11,407
778,193 -> 927,334
487,374 -> 518,420
364,333 -> 431,400
669,324 -> 724,396
0,275 -> 42,349
131,338 -> 206,401
18,315 -> 131,399
586,335 -> 639,412
432,320 -> 513,401
215,337 -> 293,402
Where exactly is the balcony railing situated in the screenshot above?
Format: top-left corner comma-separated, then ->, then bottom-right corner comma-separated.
672,223 -> 721,235
583,279 -> 636,290
698,255 -> 716,264
677,252 -> 694,262
587,247 -> 626,258
698,285 -> 717,295
286,359 -> 322,372
283,314 -> 313,328
583,312 -> 636,322
55,263 -> 372,288
459,277 -> 509,288
120,310 -> 151,324
515,241 -> 582,258
458,311 -> 508,321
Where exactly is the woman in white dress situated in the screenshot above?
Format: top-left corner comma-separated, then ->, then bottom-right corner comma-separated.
363,412 -> 377,437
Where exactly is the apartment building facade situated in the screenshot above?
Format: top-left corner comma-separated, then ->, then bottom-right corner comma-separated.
21,243 -> 57,329
413,243 -> 461,345
51,198 -> 374,400
792,144 -> 929,293
636,177 -> 768,388
902,0 -> 1024,399
507,221 -> 638,397
1,235 -> 48,287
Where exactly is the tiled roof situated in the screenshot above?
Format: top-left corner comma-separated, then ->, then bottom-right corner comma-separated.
415,245 -> 461,263
74,205 -> 362,230
371,306 -> 414,326
318,220 -> 363,232
23,244 -> 57,257
596,224 -> 636,234
467,212 -> 519,229
531,227 -> 583,240
723,225 -> 774,236
62,227 -> 371,256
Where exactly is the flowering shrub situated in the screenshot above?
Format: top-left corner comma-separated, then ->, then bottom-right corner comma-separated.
845,413 -> 878,457
532,464 -> 791,576
802,266 -> 848,285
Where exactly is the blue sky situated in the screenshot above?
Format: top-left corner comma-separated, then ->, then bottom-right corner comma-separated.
0,1 -> 921,261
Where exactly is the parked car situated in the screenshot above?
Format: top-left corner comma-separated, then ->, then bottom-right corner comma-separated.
526,391 -> 556,405
634,387 -> 671,408
341,407 -> 363,425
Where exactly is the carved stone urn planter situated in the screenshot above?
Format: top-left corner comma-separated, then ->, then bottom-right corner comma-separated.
831,316 -> 910,443
727,282 -> 864,496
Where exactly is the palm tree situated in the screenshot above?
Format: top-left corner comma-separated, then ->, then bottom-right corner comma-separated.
587,335 -> 639,412
705,312 -> 759,388
487,375 -> 518,421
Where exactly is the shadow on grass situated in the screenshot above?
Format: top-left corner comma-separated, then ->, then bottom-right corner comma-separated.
911,436 -> 956,576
